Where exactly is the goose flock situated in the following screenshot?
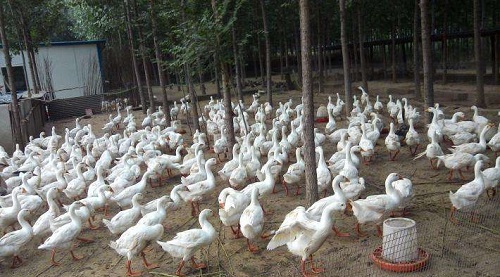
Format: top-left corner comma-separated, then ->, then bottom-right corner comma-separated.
0,86 -> 498,277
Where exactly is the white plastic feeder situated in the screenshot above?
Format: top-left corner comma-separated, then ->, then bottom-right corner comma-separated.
382,218 -> 419,263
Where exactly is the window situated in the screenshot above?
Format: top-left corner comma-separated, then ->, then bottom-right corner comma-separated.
1,66 -> 27,92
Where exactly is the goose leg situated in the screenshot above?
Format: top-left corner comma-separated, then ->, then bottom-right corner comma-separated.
282,180 -> 289,196
458,169 -> 466,180
77,236 -> 94,243
70,250 -> 83,261
333,226 -> 350,237
430,159 -> 436,169
50,249 -> 60,266
190,201 -> 197,217
412,144 -> 419,155
10,255 -> 21,268
88,218 -> 99,230
309,255 -> 324,274
175,260 -> 186,277
376,225 -> 383,237
448,170 -> 454,181
141,251 -> 159,269
190,257 -> 207,269
487,188 -> 496,200
391,150 -> 400,161
449,206 -> 458,225
355,223 -> 367,237
126,260 -> 142,277
295,184 -> 301,196
230,225 -> 242,239
261,204 -> 273,215
246,239 -> 259,253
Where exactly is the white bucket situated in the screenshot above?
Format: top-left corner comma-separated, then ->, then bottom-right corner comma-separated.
382,218 -> 419,263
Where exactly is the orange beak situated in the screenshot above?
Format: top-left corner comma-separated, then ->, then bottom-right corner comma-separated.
219,202 -> 225,209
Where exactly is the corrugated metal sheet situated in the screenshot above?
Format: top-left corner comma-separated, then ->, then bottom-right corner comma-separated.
47,94 -> 102,120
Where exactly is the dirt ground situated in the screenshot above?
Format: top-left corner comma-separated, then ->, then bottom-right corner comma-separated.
0,77 -> 499,277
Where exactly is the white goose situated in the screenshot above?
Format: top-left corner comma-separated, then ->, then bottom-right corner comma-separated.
392,176 -> 414,215
136,196 -> 171,226
405,118 -> 421,155
32,187 -> 61,238
157,209 -> 217,277
218,187 -> 250,238
350,173 -> 402,236
110,223 -> 164,276
306,175 -> 350,237
450,123 -> 494,155
110,170 -> 153,209
483,157 -> 500,199
239,188 -> 265,253
229,152 -> 248,189
359,123 -> 375,163
282,148 -> 305,196
0,209 -> 33,268
0,187 -> 22,234
241,160 -> 279,213
487,121 -> 500,154
267,202 -> 346,277
245,146 -> 261,181
339,142 -> 359,183
141,184 -> 185,215
39,201 -> 87,266
103,193 -> 143,235
325,107 -> 336,135
178,158 -> 217,216
315,146 -> 331,197
385,122 -> 401,161
436,152 -> 488,181
449,160 -> 485,224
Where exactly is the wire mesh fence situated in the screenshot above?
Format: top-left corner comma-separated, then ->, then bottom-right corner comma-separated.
250,193 -> 500,277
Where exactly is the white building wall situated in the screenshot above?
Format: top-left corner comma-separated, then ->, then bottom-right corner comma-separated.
0,42 -> 103,99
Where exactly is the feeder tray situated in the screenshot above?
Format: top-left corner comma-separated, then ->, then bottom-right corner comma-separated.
370,246 -> 430,273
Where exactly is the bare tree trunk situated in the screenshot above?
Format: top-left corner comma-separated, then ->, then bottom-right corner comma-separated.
232,27 -> 243,101
316,8 -> 324,94
14,8 -> 39,97
260,0 -> 272,106
149,0 -> 171,126
212,0 -> 234,149
133,0 -> 155,111
299,0 -> 318,207
124,0 -> 146,113
295,26 -> 302,87
252,48 -> 258,78
420,0 -> 434,123
221,63 -> 236,149
214,54 -> 222,98
391,26 -> 397,83
184,64 -> 201,131
0,5 -> 24,147
441,0 -> 448,84
494,33 -> 499,85
257,35 -> 265,86
196,56 -> 206,95
352,12 -> 359,82
339,0 -> 352,116
413,0 -> 422,99
473,0 -> 486,107
357,0 -> 368,91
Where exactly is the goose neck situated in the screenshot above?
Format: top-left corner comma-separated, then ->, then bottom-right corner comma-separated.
199,213 -> 216,235
18,212 -> 32,233
69,204 -> 82,226
11,189 -> 21,210
332,178 -> 345,201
